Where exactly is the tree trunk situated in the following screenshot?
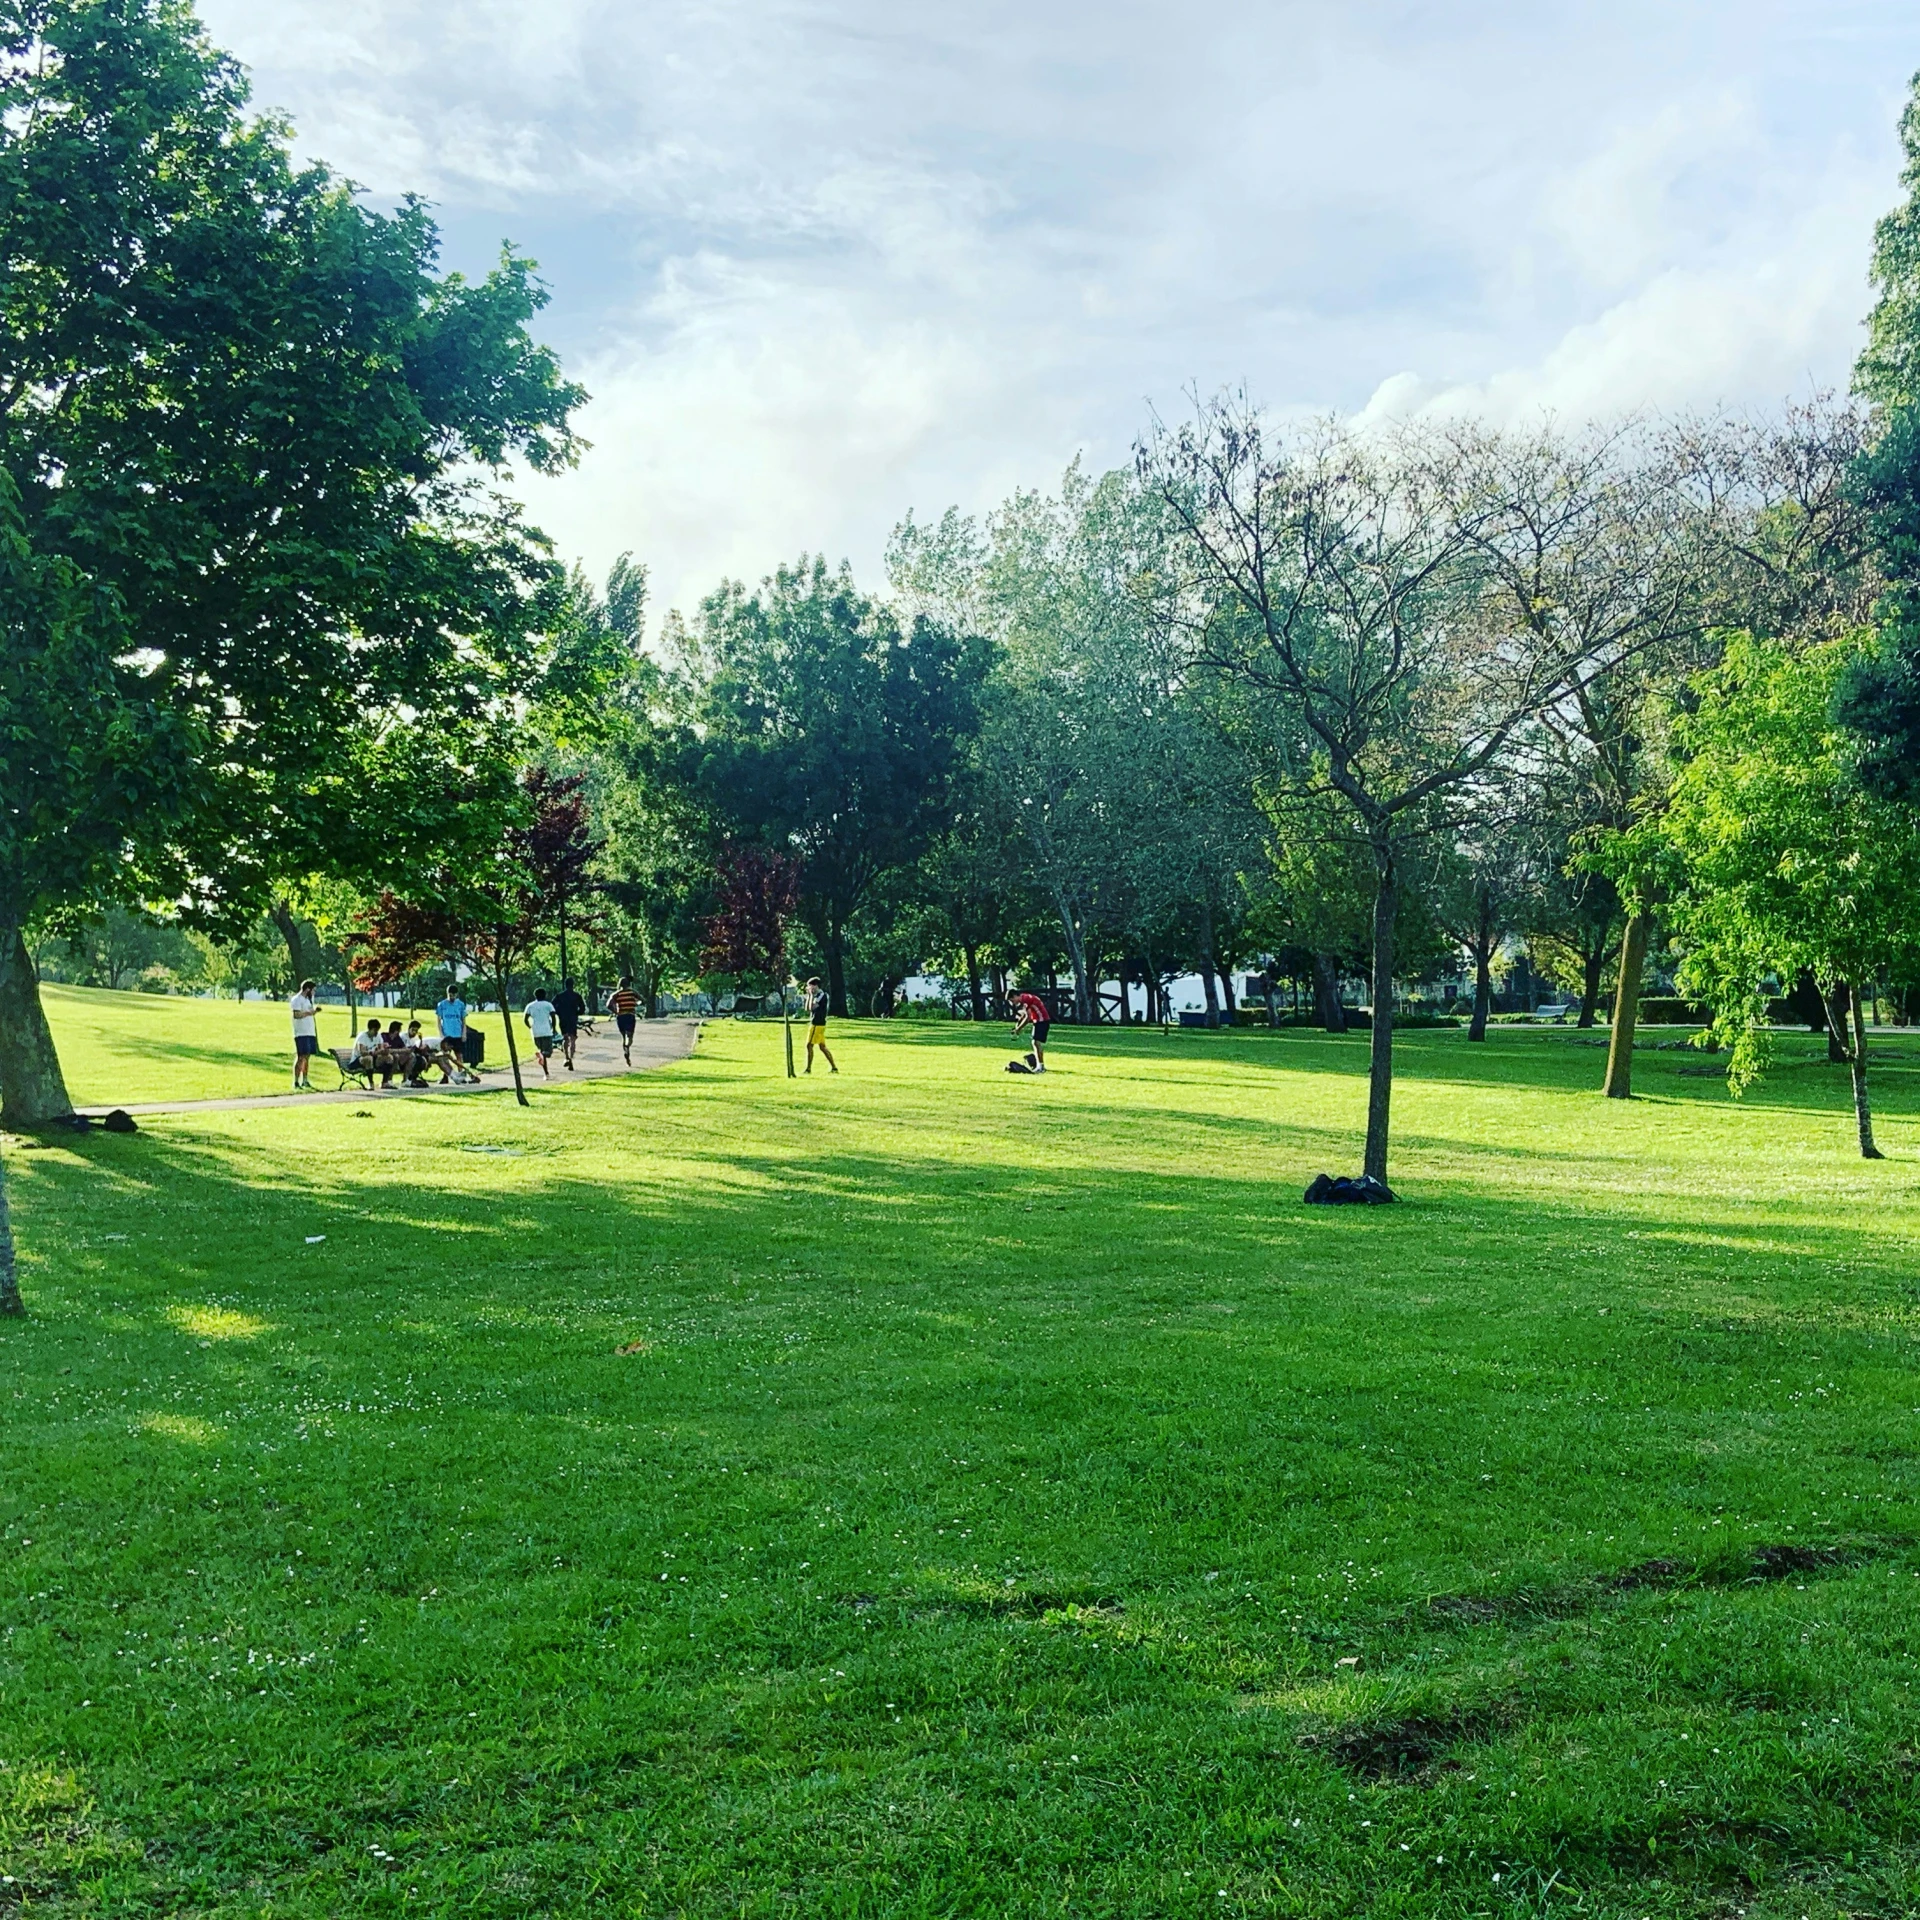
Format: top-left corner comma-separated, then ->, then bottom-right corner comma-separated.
1051,893 -> 1092,1024
1117,954 -> 1133,1025
1468,941 -> 1493,1043
270,899 -> 313,985
1312,951 -> 1347,1033
1466,885 -> 1494,1042
1603,912 -> 1650,1100
492,956 -> 530,1107
1827,980 -> 1851,1064
825,925 -> 848,1020
1217,964 -> 1237,1016
964,944 -> 984,1021
1197,901 -> 1220,1027
1577,932 -> 1607,1030
1829,981 -> 1884,1159
1264,972 -> 1279,1028
0,1150 -> 21,1317
1363,846 -> 1397,1186
0,926 -> 75,1128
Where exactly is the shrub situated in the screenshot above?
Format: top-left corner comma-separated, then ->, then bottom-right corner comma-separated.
1637,997 -> 1711,1025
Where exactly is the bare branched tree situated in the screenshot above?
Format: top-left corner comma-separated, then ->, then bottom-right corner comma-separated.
1144,400 -> 1687,1184
1551,396 -> 1873,1094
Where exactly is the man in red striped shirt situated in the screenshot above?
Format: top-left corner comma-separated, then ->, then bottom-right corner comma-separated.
605,976 -> 641,1064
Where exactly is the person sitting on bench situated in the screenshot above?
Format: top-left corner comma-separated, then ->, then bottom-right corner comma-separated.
403,1019 -> 452,1083
380,1020 -> 428,1086
352,1017 -> 401,1088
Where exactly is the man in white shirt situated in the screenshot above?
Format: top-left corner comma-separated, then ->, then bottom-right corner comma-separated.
289,979 -> 320,1089
524,988 -> 559,1077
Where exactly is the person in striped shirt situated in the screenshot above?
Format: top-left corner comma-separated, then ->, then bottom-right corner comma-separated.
605,976 -> 641,1064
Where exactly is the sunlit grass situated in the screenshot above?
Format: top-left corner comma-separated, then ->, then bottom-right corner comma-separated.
162,1304 -> 273,1342
42,983 -> 334,1105
5,1015 -> 1920,1915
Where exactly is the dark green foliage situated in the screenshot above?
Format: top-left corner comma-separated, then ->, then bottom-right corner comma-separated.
1856,71 -> 1920,413
32,906 -> 199,991
677,558 -> 990,1015
0,473 -> 197,932
1839,75 -> 1920,797
1634,997 -> 1711,1026
0,0 -> 583,940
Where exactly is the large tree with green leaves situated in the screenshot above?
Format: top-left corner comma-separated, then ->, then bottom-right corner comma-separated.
891,464 -> 1246,1025
1838,72 -> 1920,798
0,0 -> 582,1124
673,559 -> 988,1017
1588,401 -> 1870,1097
1656,635 -> 1920,1158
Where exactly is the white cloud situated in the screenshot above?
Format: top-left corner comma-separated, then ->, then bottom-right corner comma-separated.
1357,119 -> 1889,433
196,1 -> 1917,620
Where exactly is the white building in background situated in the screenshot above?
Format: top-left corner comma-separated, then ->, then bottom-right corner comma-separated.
899,971 -> 1283,1019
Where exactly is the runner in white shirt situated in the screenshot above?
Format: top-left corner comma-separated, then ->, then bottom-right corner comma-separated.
524,989 -> 559,1077
289,979 -> 320,1089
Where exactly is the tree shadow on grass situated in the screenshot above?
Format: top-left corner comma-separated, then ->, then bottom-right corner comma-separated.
17,1114 -> 1920,1343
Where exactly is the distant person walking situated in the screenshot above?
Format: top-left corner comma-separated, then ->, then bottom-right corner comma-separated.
436,987 -> 469,1067
289,979 -> 320,1089
524,986 -> 559,1077
554,978 -> 588,1071
606,976 -> 641,1064
803,977 -> 837,1074
1012,990 -> 1051,1071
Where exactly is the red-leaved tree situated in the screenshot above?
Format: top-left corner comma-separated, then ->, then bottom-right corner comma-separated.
350,768 -> 601,1105
700,844 -> 801,1000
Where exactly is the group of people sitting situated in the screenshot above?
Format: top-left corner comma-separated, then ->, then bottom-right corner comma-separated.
349,1017 -> 478,1089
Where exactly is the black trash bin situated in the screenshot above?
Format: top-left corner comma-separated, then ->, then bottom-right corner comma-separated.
463,1025 -> 486,1066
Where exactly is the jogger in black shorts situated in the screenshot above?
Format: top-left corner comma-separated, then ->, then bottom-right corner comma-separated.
554,978 -> 587,1071
606,976 -> 640,1065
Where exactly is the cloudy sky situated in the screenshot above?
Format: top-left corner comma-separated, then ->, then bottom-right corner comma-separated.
199,0 -> 1915,620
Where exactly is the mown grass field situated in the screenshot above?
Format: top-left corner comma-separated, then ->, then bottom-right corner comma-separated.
6,1005 -> 1920,1917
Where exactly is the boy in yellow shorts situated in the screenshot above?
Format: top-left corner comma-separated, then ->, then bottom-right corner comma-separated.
804,977 -> 838,1074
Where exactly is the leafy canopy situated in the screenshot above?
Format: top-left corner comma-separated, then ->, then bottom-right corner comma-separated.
1,0 -> 585,937
1660,635 -> 1920,1089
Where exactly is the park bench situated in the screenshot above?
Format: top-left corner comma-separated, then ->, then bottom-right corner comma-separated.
329,1046 -> 378,1091
328,1042 -> 483,1091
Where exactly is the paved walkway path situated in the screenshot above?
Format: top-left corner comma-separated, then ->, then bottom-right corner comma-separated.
78,1019 -> 702,1117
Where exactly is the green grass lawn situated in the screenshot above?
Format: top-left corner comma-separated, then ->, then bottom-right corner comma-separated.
42,984 -> 393,1105
6,1015 -> 1920,1916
